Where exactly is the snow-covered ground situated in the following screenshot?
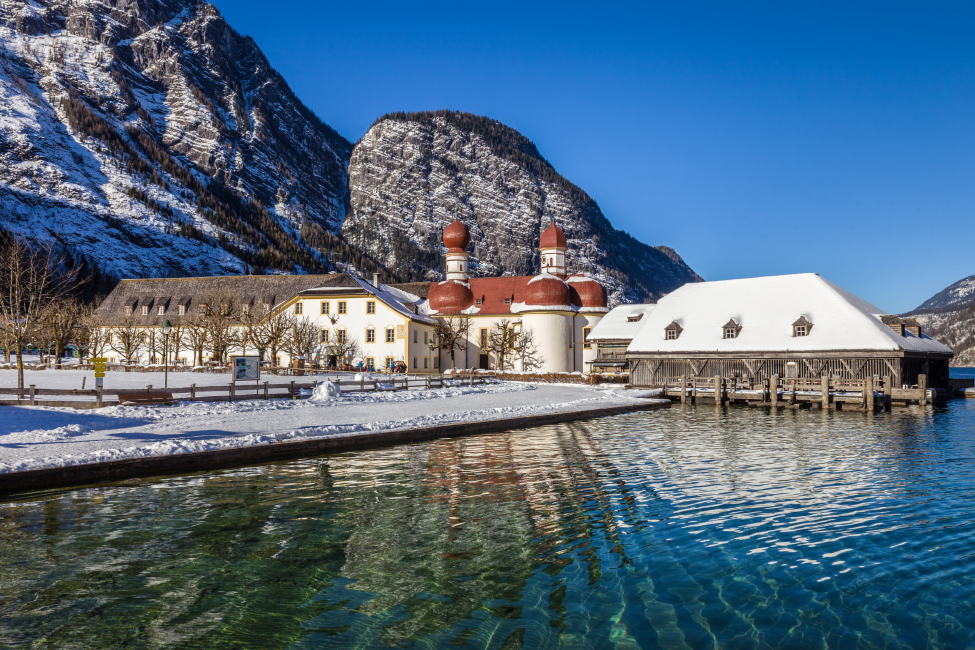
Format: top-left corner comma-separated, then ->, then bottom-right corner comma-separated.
0,377 -> 665,474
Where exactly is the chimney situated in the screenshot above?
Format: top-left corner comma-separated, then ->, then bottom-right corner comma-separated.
373,273 -> 380,288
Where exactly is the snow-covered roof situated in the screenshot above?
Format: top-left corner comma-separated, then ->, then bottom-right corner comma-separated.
353,276 -> 437,325
588,304 -> 654,341
627,274 -> 953,354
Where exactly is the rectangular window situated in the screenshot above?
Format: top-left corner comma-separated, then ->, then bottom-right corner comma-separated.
480,328 -> 488,348
413,357 -> 417,369
367,301 -> 376,314
338,302 -> 347,314
385,357 -> 394,370
795,326 -> 807,337
320,329 -> 329,343
475,299 -> 483,306
424,357 -> 428,369
424,331 -> 428,344
386,328 -> 395,343
434,357 -> 439,369
178,305 -> 186,316
503,298 -> 511,305
414,329 -> 418,344
242,304 -> 249,314
294,302 -> 303,315
321,302 -> 330,315
157,306 -> 165,316
366,357 -> 374,368
724,328 -> 738,339
141,306 -> 149,315
124,306 -> 132,315
337,330 -> 347,343
583,327 -> 592,349
366,328 -> 375,343
666,329 -> 678,340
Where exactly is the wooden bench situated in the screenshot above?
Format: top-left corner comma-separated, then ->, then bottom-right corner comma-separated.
287,385 -> 303,399
118,392 -> 175,406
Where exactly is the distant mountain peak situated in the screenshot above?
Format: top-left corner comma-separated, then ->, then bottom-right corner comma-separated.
344,110 -> 700,303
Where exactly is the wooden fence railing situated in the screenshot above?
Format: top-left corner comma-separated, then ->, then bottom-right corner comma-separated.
0,373 -> 498,409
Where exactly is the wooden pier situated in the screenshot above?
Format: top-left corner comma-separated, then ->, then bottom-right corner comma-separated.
653,374 -> 933,410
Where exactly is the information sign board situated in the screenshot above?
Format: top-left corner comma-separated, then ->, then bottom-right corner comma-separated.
233,356 -> 260,382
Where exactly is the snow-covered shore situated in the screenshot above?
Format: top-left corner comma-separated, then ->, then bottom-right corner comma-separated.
0,381 -> 664,474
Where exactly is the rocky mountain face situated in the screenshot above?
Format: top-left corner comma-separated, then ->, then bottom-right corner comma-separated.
1,3 -> 699,303
0,0 -> 383,280
342,111 -> 701,305
905,275 -> 975,367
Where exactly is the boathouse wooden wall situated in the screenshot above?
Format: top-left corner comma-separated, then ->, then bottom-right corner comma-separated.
629,354 -> 951,389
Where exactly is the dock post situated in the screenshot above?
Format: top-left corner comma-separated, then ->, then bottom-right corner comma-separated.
821,376 -> 829,409
96,386 -> 103,408
190,384 -> 196,400
789,380 -> 796,405
229,383 -> 234,403
714,375 -> 721,404
866,376 -> 874,411
771,375 -> 779,406
264,381 -> 268,399
691,377 -> 697,403
883,376 -> 891,411
680,375 -> 687,403
919,374 -> 927,406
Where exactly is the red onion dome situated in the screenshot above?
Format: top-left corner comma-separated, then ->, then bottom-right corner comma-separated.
568,275 -> 607,308
428,280 -> 474,313
443,219 -> 471,253
525,275 -> 571,307
539,222 -> 567,249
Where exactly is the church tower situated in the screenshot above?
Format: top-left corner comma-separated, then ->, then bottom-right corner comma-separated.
443,219 -> 471,282
539,221 -> 567,277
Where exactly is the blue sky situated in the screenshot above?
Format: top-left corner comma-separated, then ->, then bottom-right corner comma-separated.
212,1 -> 974,313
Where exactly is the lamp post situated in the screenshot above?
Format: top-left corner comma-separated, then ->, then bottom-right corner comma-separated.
427,340 -> 437,376
161,319 -> 172,389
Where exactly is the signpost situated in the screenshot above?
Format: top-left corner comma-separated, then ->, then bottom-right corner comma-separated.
233,356 -> 260,382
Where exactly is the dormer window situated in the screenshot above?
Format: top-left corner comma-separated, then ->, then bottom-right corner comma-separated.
141,305 -> 149,316
503,298 -> 511,305
792,316 -> 813,337
664,321 -> 683,340
124,306 -> 132,315
157,306 -> 165,316
178,305 -> 186,316
627,314 -> 643,323
722,319 -> 741,339
475,298 -> 483,306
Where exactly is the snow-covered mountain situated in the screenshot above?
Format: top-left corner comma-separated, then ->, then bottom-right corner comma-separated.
343,111 -> 701,304
1,3 -> 699,303
905,275 -> 975,367
0,0 -> 374,278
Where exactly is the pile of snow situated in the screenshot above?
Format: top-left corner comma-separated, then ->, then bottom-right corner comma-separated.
311,380 -> 342,402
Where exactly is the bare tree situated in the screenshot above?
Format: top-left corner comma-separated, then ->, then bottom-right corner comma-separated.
283,316 -> 318,366
44,296 -> 86,368
183,314 -> 209,367
255,311 -> 293,368
198,293 -> 241,364
165,318 -> 186,365
238,302 -> 265,356
486,319 -> 519,371
0,233 -> 80,388
109,313 -> 143,369
514,326 -> 545,372
76,307 -> 107,361
435,315 -> 471,370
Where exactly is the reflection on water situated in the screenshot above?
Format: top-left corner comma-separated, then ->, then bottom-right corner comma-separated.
2,399 -> 975,648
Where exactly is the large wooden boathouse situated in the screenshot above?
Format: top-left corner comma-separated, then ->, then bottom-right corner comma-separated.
626,274 -> 953,394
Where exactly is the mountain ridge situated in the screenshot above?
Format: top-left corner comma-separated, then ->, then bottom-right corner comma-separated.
904,274 -> 975,366
0,1 -> 699,304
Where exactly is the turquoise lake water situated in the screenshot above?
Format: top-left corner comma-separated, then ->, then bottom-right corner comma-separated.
2,380 -> 975,648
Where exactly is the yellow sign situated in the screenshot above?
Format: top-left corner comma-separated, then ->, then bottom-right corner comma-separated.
91,358 -> 107,363
94,373 -> 105,378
